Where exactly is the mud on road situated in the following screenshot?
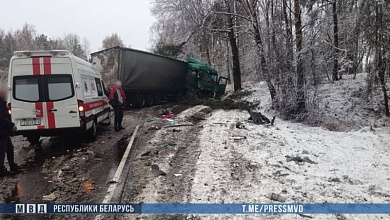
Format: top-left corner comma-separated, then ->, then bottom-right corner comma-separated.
0,103 -> 194,220
118,105 -> 212,220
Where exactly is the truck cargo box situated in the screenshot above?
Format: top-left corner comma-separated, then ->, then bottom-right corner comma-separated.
91,47 -> 188,107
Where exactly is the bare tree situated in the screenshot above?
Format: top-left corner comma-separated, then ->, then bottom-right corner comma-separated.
82,37 -> 91,55
239,0 -> 277,102
294,0 -> 305,110
373,1 -> 389,116
102,33 -> 124,49
63,33 -> 87,59
35,34 -> 49,50
332,0 -> 340,81
225,0 -> 242,91
14,23 -> 36,51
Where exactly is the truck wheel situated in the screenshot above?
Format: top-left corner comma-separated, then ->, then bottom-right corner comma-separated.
146,94 -> 154,106
124,101 -> 131,108
154,94 -> 161,105
136,94 -> 146,108
27,135 -> 40,145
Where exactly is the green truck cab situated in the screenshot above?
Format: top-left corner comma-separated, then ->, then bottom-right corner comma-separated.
186,57 -> 228,98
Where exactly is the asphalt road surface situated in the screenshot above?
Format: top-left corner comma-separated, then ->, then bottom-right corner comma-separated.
0,103 -> 192,220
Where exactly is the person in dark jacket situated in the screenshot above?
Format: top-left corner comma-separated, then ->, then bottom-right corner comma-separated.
109,80 -> 127,132
0,84 -> 20,177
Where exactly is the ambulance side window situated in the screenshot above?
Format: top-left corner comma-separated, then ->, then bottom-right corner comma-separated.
90,78 -> 98,98
82,77 -> 91,97
101,81 -> 109,97
95,78 -> 103,97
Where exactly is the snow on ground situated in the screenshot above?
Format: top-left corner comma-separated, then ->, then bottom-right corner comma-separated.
189,76 -> 390,220
240,73 -> 390,130
313,73 -> 390,129
190,110 -> 390,219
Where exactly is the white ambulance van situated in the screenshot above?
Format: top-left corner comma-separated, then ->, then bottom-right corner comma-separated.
7,50 -> 111,144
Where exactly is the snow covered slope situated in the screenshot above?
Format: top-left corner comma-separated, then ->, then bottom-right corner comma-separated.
236,73 -> 390,130
314,73 -> 390,129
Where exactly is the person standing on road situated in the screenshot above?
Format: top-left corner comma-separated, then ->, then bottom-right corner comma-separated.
0,84 -> 20,177
109,80 -> 126,132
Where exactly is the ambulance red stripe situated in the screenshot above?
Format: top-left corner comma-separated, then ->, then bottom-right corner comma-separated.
43,57 -> 56,129
46,102 -> 56,129
84,100 -> 109,112
32,57 -> 40,75
43,57 -> 51,75
32,58 -> 45,129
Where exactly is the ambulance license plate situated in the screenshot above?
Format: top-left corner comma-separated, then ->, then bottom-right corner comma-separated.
20,119 -> 42,126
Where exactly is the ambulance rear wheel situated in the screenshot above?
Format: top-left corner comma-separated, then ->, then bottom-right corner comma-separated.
27,135 -> 40,145
106,109 -> 111,125
88,119 -> 97,141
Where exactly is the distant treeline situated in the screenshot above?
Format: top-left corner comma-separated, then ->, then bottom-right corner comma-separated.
0,23 -> 125,83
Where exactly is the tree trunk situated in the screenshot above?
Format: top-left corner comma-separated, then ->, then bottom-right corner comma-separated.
332,0 -> 340,81
294,0 -> 305,110
225,38 -> 231,84
283,0 -> 294,71
282,0 -> 295,98
226,0 -> 242,92
352,0 -> 363,79
375,3 -> 390,116
378,59 -> 389,116
249,0 -> 277,104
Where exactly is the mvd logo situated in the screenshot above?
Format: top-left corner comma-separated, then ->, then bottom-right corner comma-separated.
15,204 -> 47,214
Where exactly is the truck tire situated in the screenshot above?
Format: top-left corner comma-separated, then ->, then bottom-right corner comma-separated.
146,94 -> 154,106
124,101 -> 131,108
136,94 -> 146,108
27,135 -> 40,145
154,94 -> 161,105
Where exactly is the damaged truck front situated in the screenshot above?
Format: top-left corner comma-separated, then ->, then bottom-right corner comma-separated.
186,57 -> 228,98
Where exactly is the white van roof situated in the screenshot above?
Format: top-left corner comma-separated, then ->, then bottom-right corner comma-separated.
12,50 -> 98,72
13,50 -> 72,58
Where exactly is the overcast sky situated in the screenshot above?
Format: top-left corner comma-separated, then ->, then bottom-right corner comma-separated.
0,0 -> 156,53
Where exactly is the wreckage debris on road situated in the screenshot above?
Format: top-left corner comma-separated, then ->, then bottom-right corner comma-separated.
285,155 -> 318,165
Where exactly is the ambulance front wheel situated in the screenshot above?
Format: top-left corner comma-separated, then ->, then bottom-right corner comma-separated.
27,135 -> 40,145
